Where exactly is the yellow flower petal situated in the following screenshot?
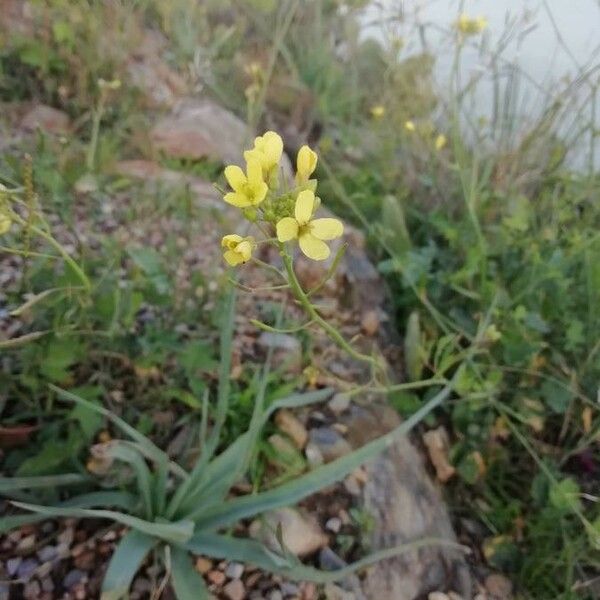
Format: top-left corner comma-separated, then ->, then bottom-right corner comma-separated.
295,190 -> 315,226
276,217 -> 299,242
262,131 -> 283,165
236,240 -> 253,261
222,234 -> 243,249
297,145 -> 318,179
224,165 -> 246,192
405,120 -> 416,132
309,218 -> 343,241
299,232 -> 330,261
435,134 -> 447,150
224,192 -> 252,208
250,181 -> 269,205
0,214 -> 11,235
246,157 -> 264,187
223,249 -> 245,266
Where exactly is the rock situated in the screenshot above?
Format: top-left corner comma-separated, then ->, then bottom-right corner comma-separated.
308,427 -> 352,462
423,426 -> 456,483
324,583 -> 355,600
325,517 -> 342,533
428,593 -> 450,600
223,579 -> 245,600
305,442 -> 324,467
6,557 -> 21,576
319,547 -> 346,571
275,409 -> 308,449
485,573 -> 513,599
225,562 -> 244,579
280,582 -> 300,597
36,546 -> 57,563
127,31 -> 187,108
21,104 -> 70,134
328,393 -> 351,415
268,591 -> 283,600
249,508 -> 328,557
113,160 -> 221,209
17,558 -> 38,580
341,404 -> 472,600
23,580 -> 40,600
16,533 -> 36,552
207,570 -> 226,586
73,549 -> 96,570
361,309 -> 380,336
63,569 -> 86,588
257,332 -> 302,374
195,557 -> 213,574
151,98 -> 249,164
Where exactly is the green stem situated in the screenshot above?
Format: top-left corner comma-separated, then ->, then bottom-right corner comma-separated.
280,246 -> 378,369
18,219 -> 91,291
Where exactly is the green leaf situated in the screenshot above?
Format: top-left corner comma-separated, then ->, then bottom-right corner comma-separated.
16,435 -> 82,477
40,338 -> 81,382
541,381 -> 573,414
186,533 -> 465,583
50,385 -> 188,480
549,478 -> 581,512
101,530 -> 157,600
0,473 -> 87,493
192,383 -> 452,528
12,502 -> 194,545
68,385 -> 104,440
0,491 -> 137,535
404,311 -> 424,381
170,547 -> 209,600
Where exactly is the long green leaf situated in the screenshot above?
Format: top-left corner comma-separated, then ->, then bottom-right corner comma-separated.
180,388 -> 334,517
101,530 -> 157,600
186,533 -> 467,583
0,473 -> 87,493
0,491 -> 137,535
50,385 -> 188,480
170,547 -> 209,600
12,502 -> 194,544
193,383 -> 452,529
104,442 -> 154,519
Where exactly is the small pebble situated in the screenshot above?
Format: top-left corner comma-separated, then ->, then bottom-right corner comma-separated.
428,593 -> 450,600
23,580 -> 40,600
16,534 -> 36,552
195,557 -> 213,574
305,442 -> 324,467
325,517 -> 342,533
328,394 -> 350,415
268,591 -> 283,600
319,547 -> 346,571
6,557 -> 21,576
17,558 -> 39,580
207,570 -> 226,586
64,569 -> 86,588
225,562 -> 244,579
281,582 -> 300,597
37,546 -> 57,563
223,579 -> 245,600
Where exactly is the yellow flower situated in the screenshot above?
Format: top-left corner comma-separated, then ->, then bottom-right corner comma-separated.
296,145 -> 318,182
435,134 -> 447,150
404,120 -> 416,132
221,234 -> 255,266
244,130 -> 284,175
223,158 -> 268,208
457,14 -> 488,35
370,105 -> 385,119
276,190 -> 343,261
0,214 -> 11,235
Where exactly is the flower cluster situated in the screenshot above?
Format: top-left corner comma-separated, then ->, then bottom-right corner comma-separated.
220,131 -> 344,264
456,14 -> 488,35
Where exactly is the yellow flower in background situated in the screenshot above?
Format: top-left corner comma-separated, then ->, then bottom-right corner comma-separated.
223,158 -> 268,208
404,120 -> 416,132
457,14 -> 488,35
435,134 -> 447,150
296,145 -> 318,182
276,190 -> 343,261
0,213 -> 11,235
221,234 -> 255,266
244,131 -> 284,176
370,105 -> 385,119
